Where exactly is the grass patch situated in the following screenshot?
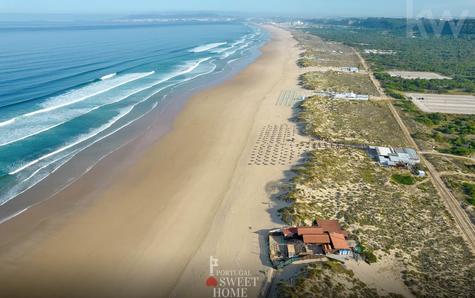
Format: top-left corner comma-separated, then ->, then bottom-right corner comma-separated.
300,71 -> 380,96
441,176 -> 475,224
359,244 -> 378,264
299,97 -> 407,147
425,155 -> 475,174
293,31 -> 362,68
463,182 -> 475,206
427,155 -> 475,223
391,173 -> 416,185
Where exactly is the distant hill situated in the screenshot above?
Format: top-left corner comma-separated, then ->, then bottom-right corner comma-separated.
306,17 -> 475,37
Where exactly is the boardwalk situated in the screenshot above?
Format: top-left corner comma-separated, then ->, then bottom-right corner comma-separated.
276,90 -> 304,106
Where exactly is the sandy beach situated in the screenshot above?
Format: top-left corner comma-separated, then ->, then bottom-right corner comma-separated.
0,25 -> 302,298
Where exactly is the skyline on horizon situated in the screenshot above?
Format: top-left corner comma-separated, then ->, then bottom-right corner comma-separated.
1,0 -> 475,19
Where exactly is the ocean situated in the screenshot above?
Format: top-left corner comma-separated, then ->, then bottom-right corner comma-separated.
0,21 -> 266,209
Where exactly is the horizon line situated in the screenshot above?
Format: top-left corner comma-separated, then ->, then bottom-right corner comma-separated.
1,12 -> 475,21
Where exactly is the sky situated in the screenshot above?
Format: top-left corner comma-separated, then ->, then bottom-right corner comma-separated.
1,0 -> 474,18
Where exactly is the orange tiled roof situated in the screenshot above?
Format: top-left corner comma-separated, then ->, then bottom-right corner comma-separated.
297,227 -> 324,235
303,234 -> 331,244
329,232 -> 350,250
317,220 -> 348,237
282,227 -> 298,237
317,220 -> 341,231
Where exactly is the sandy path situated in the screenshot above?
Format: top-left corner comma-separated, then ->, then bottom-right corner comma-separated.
0,25 -> 299,298
420,151 -> 475,162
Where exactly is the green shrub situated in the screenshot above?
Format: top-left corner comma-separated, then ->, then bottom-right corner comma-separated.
391,173 -> 416,185
462,182 -> 475,205
359,245 -> 378,264
385,89 -> 405,99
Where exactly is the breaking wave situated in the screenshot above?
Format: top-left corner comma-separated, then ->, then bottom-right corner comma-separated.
0,72 -> 155,127
189,42 -> 227,53
100,73 -> 117,80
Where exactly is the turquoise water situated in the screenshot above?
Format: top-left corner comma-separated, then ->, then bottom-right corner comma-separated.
0,21 -> 266,206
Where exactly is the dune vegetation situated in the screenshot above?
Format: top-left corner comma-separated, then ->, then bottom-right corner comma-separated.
298,96 -> 407,147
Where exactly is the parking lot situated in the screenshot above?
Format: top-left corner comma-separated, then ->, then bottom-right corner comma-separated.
407,92 -> 475,114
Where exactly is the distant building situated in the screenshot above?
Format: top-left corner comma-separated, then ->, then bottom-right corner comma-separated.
268,220 -> 354,268
315,91 -> 369,101
340,67 -> 360,73
364,49 -> 396,55
370,146 -> 420,167
333,92 -> 369,101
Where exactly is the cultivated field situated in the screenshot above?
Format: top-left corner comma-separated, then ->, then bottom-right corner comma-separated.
406,93 -> 475,115
388,71 -> 451,80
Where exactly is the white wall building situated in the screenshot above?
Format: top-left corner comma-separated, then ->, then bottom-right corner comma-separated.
370,146 -> 420,167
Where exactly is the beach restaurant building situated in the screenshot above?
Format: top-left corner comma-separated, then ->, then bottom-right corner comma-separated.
269,220 -> 353,267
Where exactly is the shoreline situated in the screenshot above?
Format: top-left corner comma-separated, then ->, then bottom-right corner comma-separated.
0,32 -> 265,223
0,25 -> 300,297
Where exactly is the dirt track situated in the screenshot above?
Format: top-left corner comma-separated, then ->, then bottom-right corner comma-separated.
355,48 -> 475,252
